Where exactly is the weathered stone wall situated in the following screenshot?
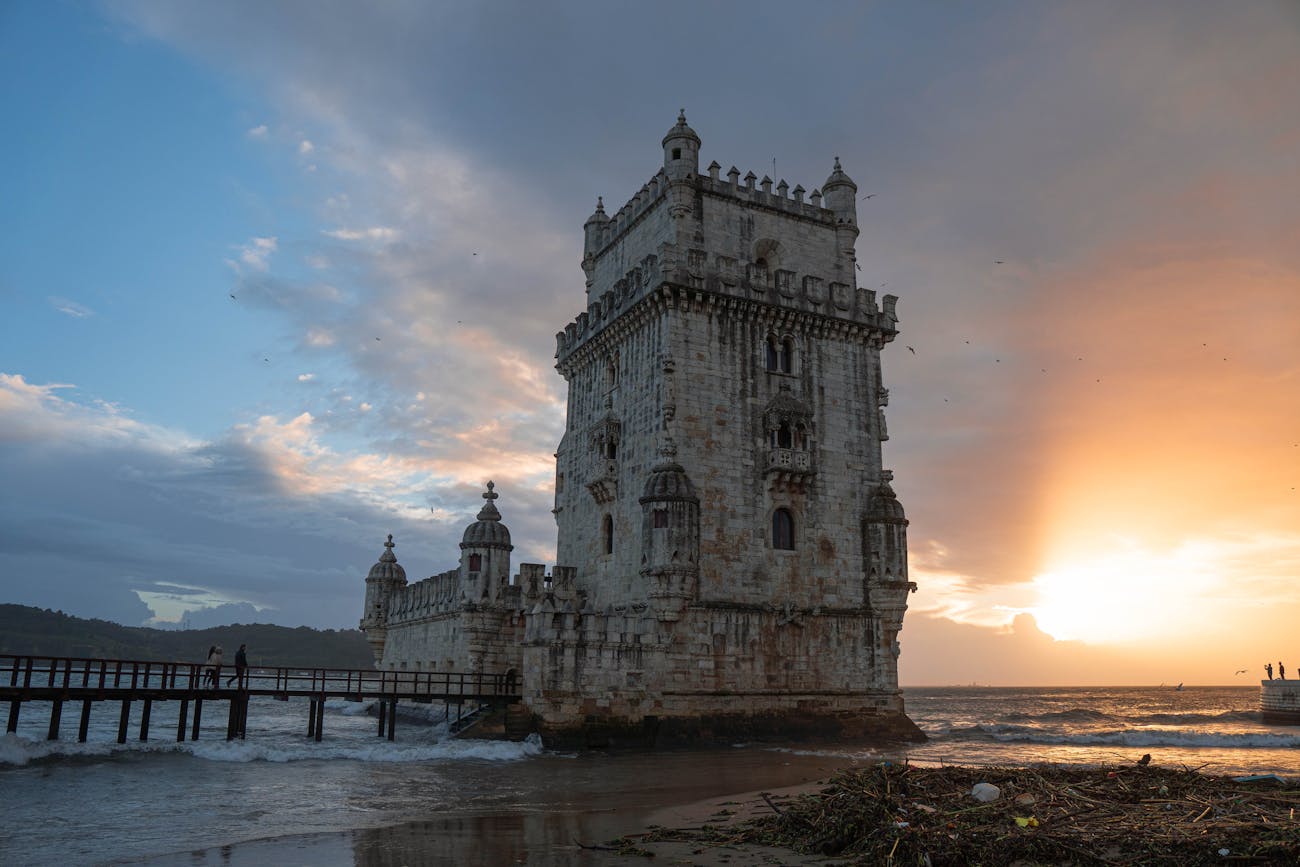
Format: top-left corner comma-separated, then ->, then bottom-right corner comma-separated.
1260,679 -> 1300,724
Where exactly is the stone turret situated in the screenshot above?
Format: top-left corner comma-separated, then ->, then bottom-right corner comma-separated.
639,439 -> 700,620
360,534 -> 406,663
582,196 -> 608,288
823,157 -> 860,272
459,481 -> 513,603
661,108 -> 700,179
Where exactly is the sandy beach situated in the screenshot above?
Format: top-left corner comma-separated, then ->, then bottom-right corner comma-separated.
134,748 -> 862,866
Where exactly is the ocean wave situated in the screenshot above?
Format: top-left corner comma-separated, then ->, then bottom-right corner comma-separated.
1003,709 -> 1116,723
0,730 -> 544,766
944,725 -> 1300,749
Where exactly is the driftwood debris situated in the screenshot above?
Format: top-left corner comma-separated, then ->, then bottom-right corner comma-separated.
630,763 -> 1300,865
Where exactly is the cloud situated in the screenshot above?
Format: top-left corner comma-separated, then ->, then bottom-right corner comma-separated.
321,226 -> 398,242
48,296 -> 95,318
297,373 -> 315,382
246,123 -> 268,138
298,138 -> 314,155
227,235 -> 277,274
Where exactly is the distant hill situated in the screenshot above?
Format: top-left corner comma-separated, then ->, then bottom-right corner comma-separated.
0,604 -> 375,669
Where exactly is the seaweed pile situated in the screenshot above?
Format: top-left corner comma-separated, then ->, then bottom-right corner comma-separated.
637,762 -> 1300,865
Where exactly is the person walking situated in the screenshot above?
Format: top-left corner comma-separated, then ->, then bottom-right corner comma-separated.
204,645 -> 224,688
1280,661 -> 1287,680
227,644 -> 248,687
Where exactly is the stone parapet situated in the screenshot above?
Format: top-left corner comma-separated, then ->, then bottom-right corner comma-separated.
1260,679 -> 1300,724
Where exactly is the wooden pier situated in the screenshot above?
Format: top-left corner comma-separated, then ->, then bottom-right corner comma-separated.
0,654 -> 519,744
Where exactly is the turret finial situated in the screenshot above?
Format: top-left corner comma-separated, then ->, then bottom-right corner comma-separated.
385,533 -> 394,548
596,196 -> 604,212
484,480 -> 498,501
833,156 -> 841,170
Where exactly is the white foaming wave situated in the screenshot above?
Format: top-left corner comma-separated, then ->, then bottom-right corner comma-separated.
970,726 -> 1300,749
0,729 -> 544,766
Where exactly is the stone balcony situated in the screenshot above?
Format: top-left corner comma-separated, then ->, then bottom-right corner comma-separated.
765,448 -> 814,493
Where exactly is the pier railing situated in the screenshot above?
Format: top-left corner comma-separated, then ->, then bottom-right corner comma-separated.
0,654 -> 517,699
0,654 -> 521,744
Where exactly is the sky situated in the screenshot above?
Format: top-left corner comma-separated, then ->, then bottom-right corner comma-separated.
1,1 -> 1297,685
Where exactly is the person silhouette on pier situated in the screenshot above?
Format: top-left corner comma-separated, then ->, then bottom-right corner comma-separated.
1280,661 -> 1287,680
227,644 -> 248,687
1265,663 -> 1274,680
204,645 -> 223,688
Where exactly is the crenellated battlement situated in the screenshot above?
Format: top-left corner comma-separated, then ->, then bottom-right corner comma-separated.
557,276 -> 899,368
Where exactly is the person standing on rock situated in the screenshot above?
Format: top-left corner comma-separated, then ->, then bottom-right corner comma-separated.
1266,663 -> 1274,680
1280,661 -> 1287,680
227,644 -> 248,687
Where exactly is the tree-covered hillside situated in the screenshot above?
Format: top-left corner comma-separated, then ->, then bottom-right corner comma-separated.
0,605 -> 375,669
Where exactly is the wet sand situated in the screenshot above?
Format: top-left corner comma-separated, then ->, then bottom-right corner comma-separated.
135,748 -> 863,866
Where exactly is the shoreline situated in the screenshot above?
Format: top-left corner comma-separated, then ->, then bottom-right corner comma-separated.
128,748 -> 864,866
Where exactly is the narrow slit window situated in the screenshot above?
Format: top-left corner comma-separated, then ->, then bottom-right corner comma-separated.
772,508 -> 795,550
468,553 -> 482,572
602,515 -> 614,554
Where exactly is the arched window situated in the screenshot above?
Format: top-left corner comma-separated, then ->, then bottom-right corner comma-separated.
780,338 -> 794,374
653,508 -> 670,528
772,508 -> 795,550
606,353 -> 619,386
602,515 -> 614,554
774,422 -> 793,449
604,439 -> 618,460
467,553 -> 482,572
765,336 -> 779,371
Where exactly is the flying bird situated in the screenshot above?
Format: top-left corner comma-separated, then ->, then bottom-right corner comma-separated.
906,346 -> 915,354
855,263 -> 861,270
860,193 -> 876,199
229,294 -> 237,300
375,337 -> 381,341
995,260 -> 1005,264
263,357 -> 270,363
1235,669 -> 1249,675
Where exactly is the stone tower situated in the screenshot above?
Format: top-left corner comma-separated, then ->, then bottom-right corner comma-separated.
539,113 -> 919,742
361,114 -> 919,746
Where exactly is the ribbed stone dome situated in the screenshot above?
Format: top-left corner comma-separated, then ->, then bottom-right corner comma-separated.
460,481 -> 513,550
823,156 -> 857,192
367,535 -> 407,582
866,484 -> 908,523
662,109 -> 701,147
640,441 -> 698,504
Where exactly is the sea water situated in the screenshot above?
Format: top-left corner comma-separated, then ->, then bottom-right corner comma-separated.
1,685 -> 1295,865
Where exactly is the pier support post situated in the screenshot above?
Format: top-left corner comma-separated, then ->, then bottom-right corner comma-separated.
387,699 -> 397,741
191,698 -> 203,741
226,695 -> 244,740
8,700 -> 21,733
308,698 -> 317,737
314,694 -> 325,742
139,698 -> 152,742
240,693 -> 249,740
377,698 -> 386,737
47,698 -> 63,741
176,699 -> 189,742
78,699 -> 92,742
117,699 -> 131,744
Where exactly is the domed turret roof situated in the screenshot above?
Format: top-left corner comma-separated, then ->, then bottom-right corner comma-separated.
823,156 -> 857,191
662,109 -> 701,147
367,534 -> 407,582
640,440 -> 699,504
461,481 -> 513,550
866,483 -> 908,523
585,196 -> 609,226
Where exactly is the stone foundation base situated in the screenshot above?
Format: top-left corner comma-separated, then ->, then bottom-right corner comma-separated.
535,709 -> 926,750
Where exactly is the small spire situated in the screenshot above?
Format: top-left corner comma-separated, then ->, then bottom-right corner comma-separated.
385,533 -> 394,549
678,108 -> 686,123
833,156 -> 841,171
483,480 -> 498,501
596,196 -> 604,212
